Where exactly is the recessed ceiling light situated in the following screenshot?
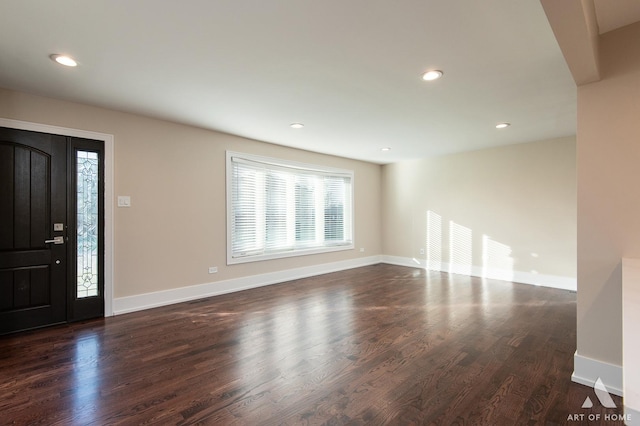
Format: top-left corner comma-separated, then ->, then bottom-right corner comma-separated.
381,147 -> 391,152
496,122 -> 511,129
50,54 -> 78,67
290,123 -> 304,129
421,70 -> 443,81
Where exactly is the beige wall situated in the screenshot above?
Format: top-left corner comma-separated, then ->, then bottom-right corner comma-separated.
382,137 -> 577,282
0,87 -> 579,311
0,88 -> 382,298
576,22 -> 640,365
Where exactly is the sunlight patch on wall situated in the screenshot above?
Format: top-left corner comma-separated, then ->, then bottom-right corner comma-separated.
482,235 -> 514,281
449,221 -> 473,275
426,210 -> 442,271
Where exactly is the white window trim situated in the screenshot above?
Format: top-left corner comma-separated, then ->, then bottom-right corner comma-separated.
226,151 -> 355,265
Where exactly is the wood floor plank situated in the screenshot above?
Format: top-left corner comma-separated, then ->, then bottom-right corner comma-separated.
0,264 -> 624,425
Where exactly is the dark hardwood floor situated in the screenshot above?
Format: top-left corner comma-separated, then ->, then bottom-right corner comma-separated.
0,264 -> 624,425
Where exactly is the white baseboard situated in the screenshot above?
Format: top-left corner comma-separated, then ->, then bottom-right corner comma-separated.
113,255 -> 382,315
572,351 -> 623,397
380,255 -> 577,291
380,255 -> 426,269
113,253 -> 576,318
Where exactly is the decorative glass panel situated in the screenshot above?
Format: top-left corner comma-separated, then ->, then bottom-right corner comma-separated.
76,151 -> 99,298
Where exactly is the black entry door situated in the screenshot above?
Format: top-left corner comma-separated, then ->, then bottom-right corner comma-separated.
0,127 -> 104,334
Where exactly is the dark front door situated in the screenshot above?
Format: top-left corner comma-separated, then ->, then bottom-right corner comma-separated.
0,127 -> 104,334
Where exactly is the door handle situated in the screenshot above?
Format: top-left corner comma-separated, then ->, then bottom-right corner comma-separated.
44,236 -> 64,245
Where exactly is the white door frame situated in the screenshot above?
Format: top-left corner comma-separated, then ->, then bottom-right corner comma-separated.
0,118 -> 115,316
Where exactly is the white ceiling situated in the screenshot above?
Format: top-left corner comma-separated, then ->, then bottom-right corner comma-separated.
0,1 -> 579,164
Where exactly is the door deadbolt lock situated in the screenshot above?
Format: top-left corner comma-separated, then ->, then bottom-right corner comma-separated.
44,236 -> 64,245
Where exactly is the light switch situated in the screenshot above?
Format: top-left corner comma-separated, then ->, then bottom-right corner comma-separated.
117,196 -> 131,207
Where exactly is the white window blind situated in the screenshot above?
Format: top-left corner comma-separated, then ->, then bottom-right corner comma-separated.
227,152 -> 353,264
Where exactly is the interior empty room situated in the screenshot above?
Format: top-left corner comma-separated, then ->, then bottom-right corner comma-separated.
0,1 -> 639,424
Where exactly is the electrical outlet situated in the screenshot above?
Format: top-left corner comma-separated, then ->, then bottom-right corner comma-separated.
208,266 -> 218,274
359,248 -> 365,253
117,195 -> 131,207
419,248 -> 425,255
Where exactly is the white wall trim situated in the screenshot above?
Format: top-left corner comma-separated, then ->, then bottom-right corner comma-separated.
113,255 -> 382,315
0,118 -> 115,316
572,351 -> 623,397
380,255 -> 425,269
114,255 -> 576,316
380,255 -> 577,291
622,258 -> 640,422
